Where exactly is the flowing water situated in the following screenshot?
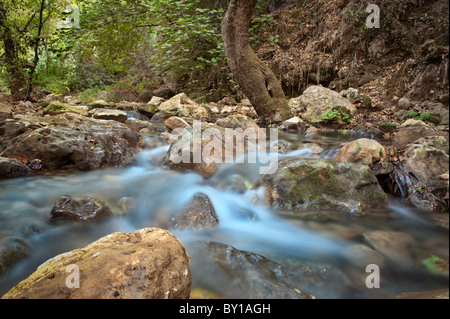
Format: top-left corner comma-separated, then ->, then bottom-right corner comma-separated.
0,130 -> 448,298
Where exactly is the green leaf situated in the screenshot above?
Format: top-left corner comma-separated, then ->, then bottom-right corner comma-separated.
422,255 -> 449,275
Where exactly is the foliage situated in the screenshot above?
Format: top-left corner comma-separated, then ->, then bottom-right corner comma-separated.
318,108 -> 352,124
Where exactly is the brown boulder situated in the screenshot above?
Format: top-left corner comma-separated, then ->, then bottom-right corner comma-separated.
2,228 -> 191,299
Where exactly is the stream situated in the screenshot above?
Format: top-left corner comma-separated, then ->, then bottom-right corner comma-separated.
0,129 -> 448,299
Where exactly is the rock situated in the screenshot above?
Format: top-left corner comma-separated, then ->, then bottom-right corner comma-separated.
189,241 -> 315,299
189,241 -> 353,298
280,116 -> 304,132
88,100 -> 110,109
334,138 -> 386,168
0,103 -> 13,121
116,101 -> 138,111
1,228 -> 191,299
148,96 -> 165,106
158,93 -> 209,118
340,88 -> 361,103
216,114 -> 260,131
161,122 -> 257,178
304,126 -> 319,139
0,236 -> 29,278
153,87 -> 175,99
137,89 -> 153,103
0,113 -> 141,171
363,230 -> 417,262
0,157 -> 33,179
90,108 -> 128,123
123,119 -> 155,134
392,125 -> 446,148
400,119 -> 429,128
137,103 -> 157,118
400,136 -> 449,210
397,97 -> 411,110
289,85 -> 357,124
220,96 -> 237,106
50,196 -> 114,223
255,158 -> 388,214
170,193 -> 219,230
394,289 -> 449,299
164,116 -> 190,131
161,122 -> 227,178
43,102 -> 87,116
360,95 -> 373,109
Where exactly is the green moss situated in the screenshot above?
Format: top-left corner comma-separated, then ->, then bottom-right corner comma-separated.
43,102 -> 87,116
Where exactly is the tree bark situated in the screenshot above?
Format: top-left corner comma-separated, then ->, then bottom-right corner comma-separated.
221,0 -> 290,123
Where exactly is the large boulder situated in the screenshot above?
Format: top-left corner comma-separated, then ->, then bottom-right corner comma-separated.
392,136 -> 449,211
161,122 -> 262,178
2,228 -> 192,299
0,113 -> 141,171
256,158 -> 388,214
158,93 -> 209,118
289,85 -> 357,124
215,114 -> 260,131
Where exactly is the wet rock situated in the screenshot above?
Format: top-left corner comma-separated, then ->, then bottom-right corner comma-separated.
334,138 -> 386,168
161,122 -> 254,178
189,241 -> 315,299
0,103 -> 13,121
1,113 -> 140,171
0,157 -> 33,179
256,158 -> 388,214
170,193 -> 219,230
158,93 -> 209,118
1,228 -> 192,299
164,116 -> 190,131
189,241 -> 354,298
289,85 -> 357,124
363,230 -> 417,263
50,195 -> 114,223
304,126 -> 319,139
90,108 -> 128,123
0,236 -> 29,278
394,289 -> 449,299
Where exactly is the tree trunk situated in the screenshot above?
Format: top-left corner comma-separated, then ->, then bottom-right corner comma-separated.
221,0 -> 290,123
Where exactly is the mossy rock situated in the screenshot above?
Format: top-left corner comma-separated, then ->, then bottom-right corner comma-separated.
256,158 -> 388,214
43,102 -> 87,116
